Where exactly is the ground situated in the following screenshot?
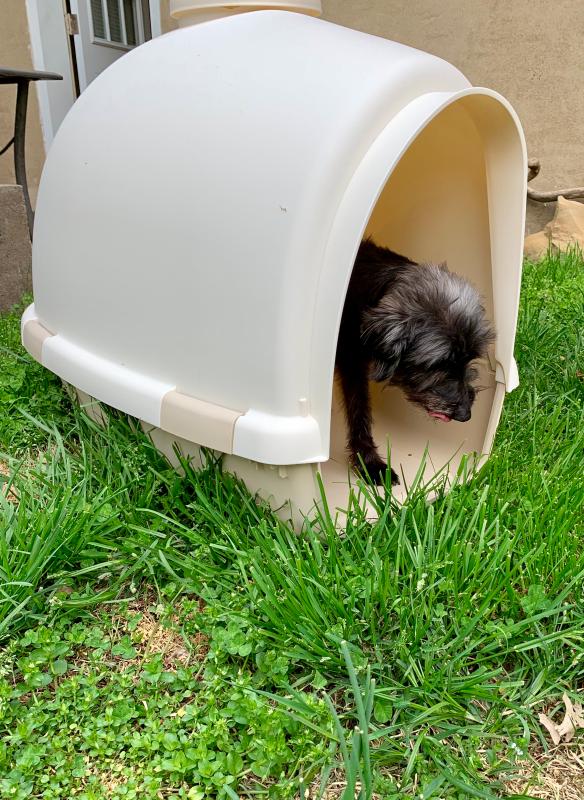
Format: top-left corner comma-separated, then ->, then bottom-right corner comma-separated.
0,250 -> 583,799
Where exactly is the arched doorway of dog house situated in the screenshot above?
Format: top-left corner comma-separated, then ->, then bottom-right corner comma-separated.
323,100 -> 499,507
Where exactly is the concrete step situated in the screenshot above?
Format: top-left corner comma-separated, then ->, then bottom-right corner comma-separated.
0,184 -> 32,313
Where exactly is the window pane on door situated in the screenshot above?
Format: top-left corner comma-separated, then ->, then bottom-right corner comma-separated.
123,0 -> 137,46
90,0 -> 106,38
106,0 -> 123,43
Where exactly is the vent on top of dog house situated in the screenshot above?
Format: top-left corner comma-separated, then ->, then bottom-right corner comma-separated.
22,8 -> 526,523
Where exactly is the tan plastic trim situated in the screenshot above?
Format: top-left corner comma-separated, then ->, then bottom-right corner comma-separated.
160,390 -> 242,453
22,320 -> 54,363
481,380 -> 506,460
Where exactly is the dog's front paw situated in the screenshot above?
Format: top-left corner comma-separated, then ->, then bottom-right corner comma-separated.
354,455 -> 399,486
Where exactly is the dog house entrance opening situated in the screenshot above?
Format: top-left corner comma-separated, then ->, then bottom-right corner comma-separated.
323,100 -> 499,505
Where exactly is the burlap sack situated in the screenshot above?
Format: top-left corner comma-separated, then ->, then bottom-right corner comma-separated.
523,196 -> 584,260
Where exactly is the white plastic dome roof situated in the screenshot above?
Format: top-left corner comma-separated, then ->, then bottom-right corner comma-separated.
25,10 -> 526,488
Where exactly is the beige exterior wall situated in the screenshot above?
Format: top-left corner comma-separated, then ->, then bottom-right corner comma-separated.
321,0 -> 584,233
2,0 -> 581,231
0,0 -> 46,206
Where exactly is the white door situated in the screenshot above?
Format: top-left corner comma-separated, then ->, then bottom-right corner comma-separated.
70,0 -> 148,91
26,0 -> 161,147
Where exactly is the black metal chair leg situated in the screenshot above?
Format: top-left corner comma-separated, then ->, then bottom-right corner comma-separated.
13,79 -> 34,239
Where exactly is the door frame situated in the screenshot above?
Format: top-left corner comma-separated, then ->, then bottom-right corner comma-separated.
25,0 -> 162,150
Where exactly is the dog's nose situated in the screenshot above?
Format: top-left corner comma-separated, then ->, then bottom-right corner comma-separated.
453,406 -> 471,422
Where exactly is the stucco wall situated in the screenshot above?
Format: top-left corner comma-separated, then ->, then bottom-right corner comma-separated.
0,0 -> 46,207
321,0 -> 584,233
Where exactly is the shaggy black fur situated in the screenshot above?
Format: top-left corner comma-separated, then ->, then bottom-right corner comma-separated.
335,239 -> 495,485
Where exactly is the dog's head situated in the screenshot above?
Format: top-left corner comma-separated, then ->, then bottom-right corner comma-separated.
361,263 -> 495,423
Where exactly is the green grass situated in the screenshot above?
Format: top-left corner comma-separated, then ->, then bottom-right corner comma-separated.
0,250 -> 583,798
0,297 -> 71,454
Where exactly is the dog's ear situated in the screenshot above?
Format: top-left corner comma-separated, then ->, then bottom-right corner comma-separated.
361,303 -> 411,380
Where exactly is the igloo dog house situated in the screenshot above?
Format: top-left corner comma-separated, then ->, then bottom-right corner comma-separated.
22,2 -> 526,523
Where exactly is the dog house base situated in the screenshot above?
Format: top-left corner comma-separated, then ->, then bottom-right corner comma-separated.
72,381 -> 505,530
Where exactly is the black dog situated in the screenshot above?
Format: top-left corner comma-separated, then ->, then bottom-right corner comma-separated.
336,239 -> 495,485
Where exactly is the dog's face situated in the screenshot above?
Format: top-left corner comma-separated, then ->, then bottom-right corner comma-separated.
363,264 -> 495,424
387,359 -> 479,423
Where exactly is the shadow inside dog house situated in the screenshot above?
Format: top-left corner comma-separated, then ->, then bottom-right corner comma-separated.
21,11 -> 526,527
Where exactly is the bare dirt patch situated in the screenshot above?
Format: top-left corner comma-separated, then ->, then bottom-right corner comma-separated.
503,744 -> 584,800
308,770 -> 383,800
69,594 -> 209,678
127,598 -> 208,670
0,460 -> 18,503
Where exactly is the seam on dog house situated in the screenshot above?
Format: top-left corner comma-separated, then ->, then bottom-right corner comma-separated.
160,390 -> 242,454
22,319 -> 54,364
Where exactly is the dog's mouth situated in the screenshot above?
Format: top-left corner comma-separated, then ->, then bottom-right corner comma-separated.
406,393 -> 454,422
427,411 -> 452,423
